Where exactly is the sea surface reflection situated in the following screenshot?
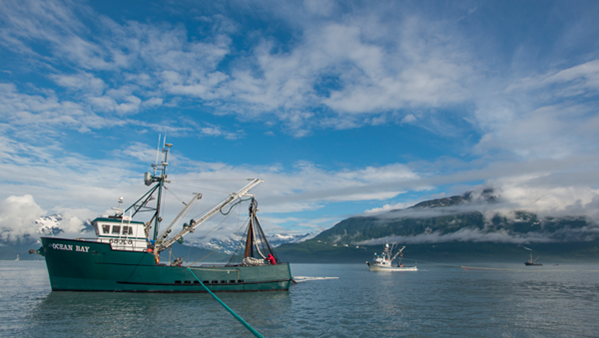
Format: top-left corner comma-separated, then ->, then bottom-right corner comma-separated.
2,261 -> 599,337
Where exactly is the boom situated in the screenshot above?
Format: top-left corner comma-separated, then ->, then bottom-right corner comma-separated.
155,178 -> 263,253
391,246 -> 406,261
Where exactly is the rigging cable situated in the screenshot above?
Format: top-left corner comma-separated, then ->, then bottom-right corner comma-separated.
159,187 -> 201,238
195,205 -> 237,239
186,242 -> 192,264
163,185 -> 186,205
187,268 -> 264,338
186,216 -> 250,266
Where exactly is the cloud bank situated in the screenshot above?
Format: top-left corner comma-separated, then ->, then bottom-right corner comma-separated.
358,225 -> 599,246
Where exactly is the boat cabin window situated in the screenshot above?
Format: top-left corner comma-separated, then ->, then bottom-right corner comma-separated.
95,221 -> 142,237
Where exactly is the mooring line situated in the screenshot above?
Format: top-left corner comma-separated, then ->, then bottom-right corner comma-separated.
187,268 -> 264,338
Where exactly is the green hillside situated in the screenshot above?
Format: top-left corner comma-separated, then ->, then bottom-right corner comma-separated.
276,191 -> 599,263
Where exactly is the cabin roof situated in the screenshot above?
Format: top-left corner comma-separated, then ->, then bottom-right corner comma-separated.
91,217 -> 145,225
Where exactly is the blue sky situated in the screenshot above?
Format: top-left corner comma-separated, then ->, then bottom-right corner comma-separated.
1,0 -> 599,240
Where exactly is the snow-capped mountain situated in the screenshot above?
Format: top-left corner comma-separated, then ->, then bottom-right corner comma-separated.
34,214 -> 94,236
267,232 -> 318,246
35,214 -> 64,236
31,214 -> 317,254
186,232 -> 318,255
186,237 -> 240,255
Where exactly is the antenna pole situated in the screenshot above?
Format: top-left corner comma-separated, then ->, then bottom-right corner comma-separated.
154,134 -> 161,175
152,142 -> 172,241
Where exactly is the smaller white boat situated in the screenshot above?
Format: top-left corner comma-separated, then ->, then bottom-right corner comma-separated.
15,254 -> 20,261
366,244 -> 417,271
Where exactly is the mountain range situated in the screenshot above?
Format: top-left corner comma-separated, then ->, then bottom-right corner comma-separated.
185,232 -> 316,255
275,189 -> 599,263
3,189 -> 599,263
0,214 -> 316,261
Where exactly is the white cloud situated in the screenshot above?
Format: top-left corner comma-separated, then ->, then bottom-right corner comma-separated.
51,72 -> 106,95
0,138 -> 420,239
0,1 -> 475,139
142,97 -> 163,107
358,228 -> 563,246
470,57 -> 599,161
217,17 -> 475,133
0,83 -> 123,135
303,0 -> 335,16
486,174 -> 599,219
475,104 -> 595,159
0,195 -> 46,241
0,194 -> 91,242
401,114 -> 416,124
365,201 -> 413,214
1,0 -> 597,158
507,59 -> 599,97
115,95 -> 142,115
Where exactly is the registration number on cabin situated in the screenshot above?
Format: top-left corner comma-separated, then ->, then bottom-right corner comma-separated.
51,243 -> 90,252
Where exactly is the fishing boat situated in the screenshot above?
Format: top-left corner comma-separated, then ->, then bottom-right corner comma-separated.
366,243 -> 417,271
30,142 -> 292,292
524,252 -> 542,266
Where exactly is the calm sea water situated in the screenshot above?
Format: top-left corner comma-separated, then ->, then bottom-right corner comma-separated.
1,260 -> 599,337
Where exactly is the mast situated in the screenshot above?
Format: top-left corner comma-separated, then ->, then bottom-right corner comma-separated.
238,198 -> 277,262
147,141 -> 172,241
244,215 -> 255,258
122,140 -> 263,255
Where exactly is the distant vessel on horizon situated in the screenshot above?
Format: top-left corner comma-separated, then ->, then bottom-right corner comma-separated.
15,254 -> 19,261
525,252 -> 542,266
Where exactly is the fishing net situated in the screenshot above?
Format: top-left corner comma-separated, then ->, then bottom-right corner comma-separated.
226,199 -> 279,266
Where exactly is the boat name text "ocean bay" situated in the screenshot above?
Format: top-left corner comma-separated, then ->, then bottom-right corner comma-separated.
51,243 -> 90,252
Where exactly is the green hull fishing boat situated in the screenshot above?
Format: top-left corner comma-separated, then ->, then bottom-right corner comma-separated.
33,141 -> 292,292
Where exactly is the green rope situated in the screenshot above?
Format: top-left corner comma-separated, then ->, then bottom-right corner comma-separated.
187,267 -> 265,338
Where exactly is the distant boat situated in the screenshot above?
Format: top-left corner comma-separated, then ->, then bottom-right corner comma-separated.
366,243 -> 417,271
15,254 -> 19,261
524,252 -> 542,266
